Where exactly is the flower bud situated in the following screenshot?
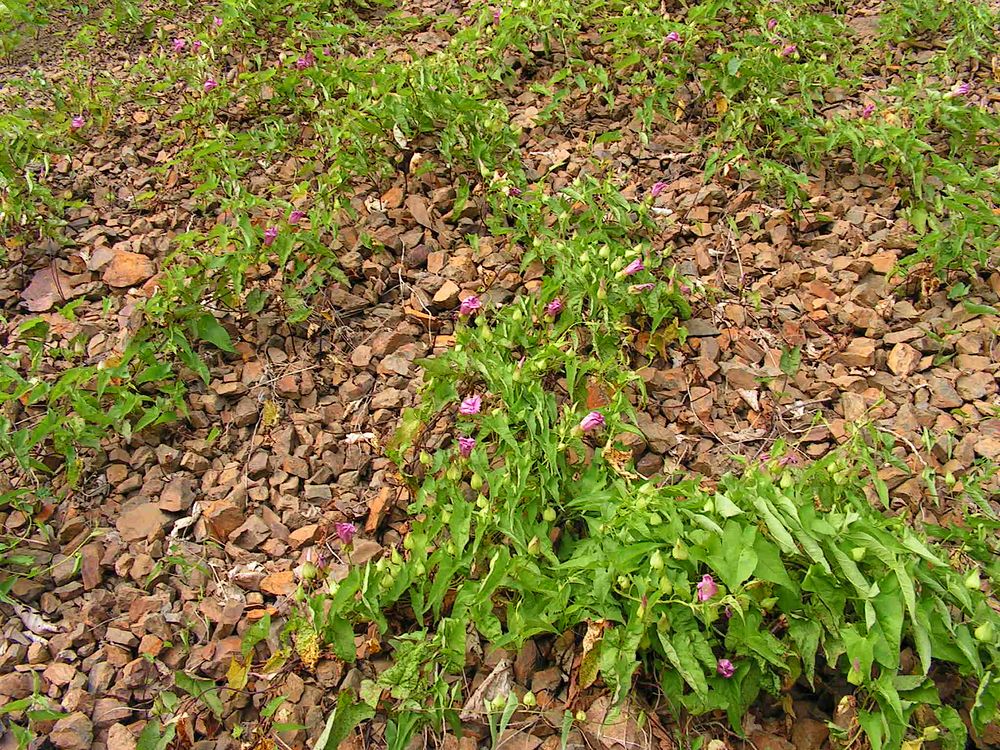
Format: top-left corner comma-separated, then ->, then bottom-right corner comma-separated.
851,547 -> 866,561
965,570 -> 981,590
527,536 -> 541,556
672,540 -> 688,560
470,473 -> 483,490
522,691 -> 537,707
446,464 -> 461,481
575,710 -> 587,722
650,550 -> 664,570
974,622 -> 994,643
543,507 -> 557,522
648,512 -> 662,526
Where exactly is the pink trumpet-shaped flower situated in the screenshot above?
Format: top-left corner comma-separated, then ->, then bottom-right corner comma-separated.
651,181 -> 667,197
335,522 -> 356,545
861,102 -> 875,118
950,82 -> 971,97
546,298 -> 563,317
767,18 -> 778,30
665,31 -> 681,43
204,78 -> 218,92
459,295 -> 482,316
623,258 -> 644,276
172,38 -> 186,52
696,574 -> 718,602
70,115 -> 85,130
192,40 -> 202,53
213,16 -> 223,27
580,411 -> 605,432
717,659 -> 735,678
459,395 -> 482,415
780,44 -> 797,57
457,436 -> 476,457
263,226 -> 279,246
289,209 -> 306,224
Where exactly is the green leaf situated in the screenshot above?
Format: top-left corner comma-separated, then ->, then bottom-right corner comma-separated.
174,672 -> 223,718
328,616 -> 357,662
963,301 -> 998,316
241,613 -> 271,659
192,313 -> 236,352
137,720 -> 176,750
659,631 -> 708,697
261,696 -> 287,719
779,346 -> 802,377
313,691 -> 375,750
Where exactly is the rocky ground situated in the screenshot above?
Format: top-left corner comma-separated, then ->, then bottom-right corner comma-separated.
0,2 -> 998,750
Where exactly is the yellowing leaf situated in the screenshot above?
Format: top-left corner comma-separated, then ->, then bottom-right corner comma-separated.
579,620 -> 605,690
262,400 -> 280,428
227,656 -> 249,690
715,95 -> 729,115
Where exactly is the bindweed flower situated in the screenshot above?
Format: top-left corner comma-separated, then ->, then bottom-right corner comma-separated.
780,44 -> 797,57
546,298 -> 564,317
580,411 -> 605,432
665,31 -> 681,43
717,659 -> 735,678
623,258 -> 644,276
289,209 -> 306,224
459,295 -> 482,316
172,38 -> 186,52
861,102 -> 875,118
335,522 -> 356,545
458,436 -> 476,457
213,16 -> 223,27
70,115 -> 85,130
204,78 -> 218,92
950,82 -> 971,97
459,395 -> 482,415
651,181 -> 667,197
295,51 -> 316,70
767,18 -> 777,30
629,283 -> 656,293
263,226 -> 279,246
192,40 -> 202,53
696,574 -> 718,602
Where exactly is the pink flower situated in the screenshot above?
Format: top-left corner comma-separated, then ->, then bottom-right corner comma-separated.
289,209 -> 306,224
459,395 -> 482,415
323,47 -> 332,56
335,522 -> 356,545
509,185 -> 522,197
546,298 -> 563,317
204,78 -> 218,92
696,574 -> 718,602
623,258 -> 644,276
295,51 -> 316,70
717,659 -> 735,678
665,31 -> 681,43
780,44 -> 797,57
580,411 -> 605,432
70,115 -> 85,130
651,181 -> 667,197
950,82 -> 971,97
263,226 -> 279,246
493,7 -> 501,23
861,103 -> 875,118
458,436 -> 476,457
192,40 -> 202,53
778,454 -> 801,467
172,38 -> 186,52
213,16 -> 223,27
767,18 -> 777,30
459,295 -> 482,316
629,283 -> 656,293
